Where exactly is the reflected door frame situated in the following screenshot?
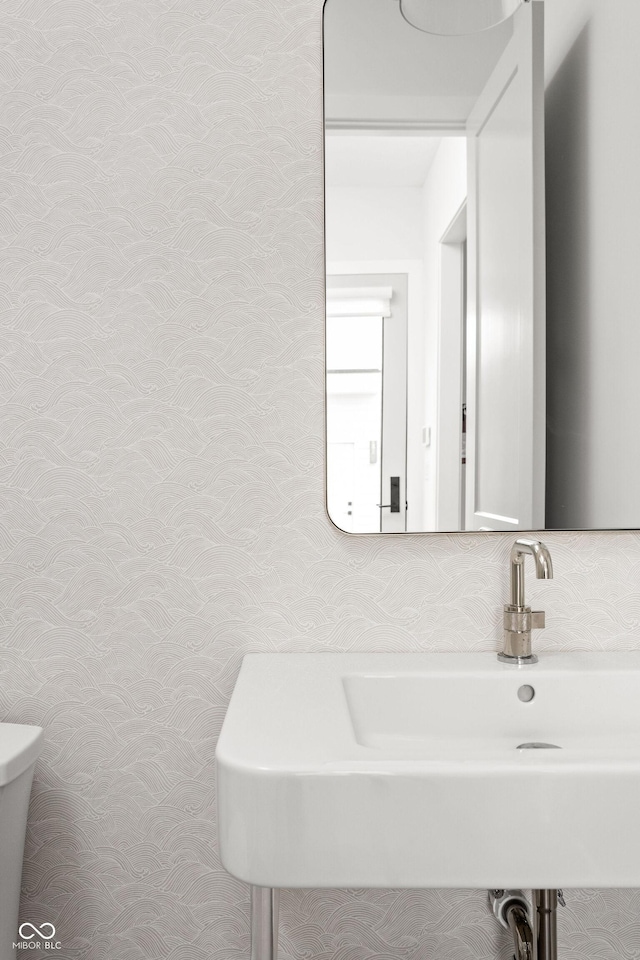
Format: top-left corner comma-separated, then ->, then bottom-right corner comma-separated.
326,260 -> 423,532
437,205 -> 467,532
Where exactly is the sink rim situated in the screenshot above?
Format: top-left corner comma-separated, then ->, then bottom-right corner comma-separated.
217,650 -> 640,772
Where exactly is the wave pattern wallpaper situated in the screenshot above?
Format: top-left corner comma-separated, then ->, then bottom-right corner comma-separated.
0,0 -> 639,956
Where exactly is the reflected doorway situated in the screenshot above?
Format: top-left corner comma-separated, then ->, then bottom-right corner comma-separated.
326,275 -> 408,532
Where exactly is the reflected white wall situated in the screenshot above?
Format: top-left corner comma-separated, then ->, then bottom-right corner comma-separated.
420,138 -> 467,528
546,0 -> 640,527
325,185 -> 424,261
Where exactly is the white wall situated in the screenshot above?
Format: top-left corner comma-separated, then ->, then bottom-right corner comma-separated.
545,0 -> 640,527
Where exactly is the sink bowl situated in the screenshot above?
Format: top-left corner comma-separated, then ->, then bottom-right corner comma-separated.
216,652 -> 640,889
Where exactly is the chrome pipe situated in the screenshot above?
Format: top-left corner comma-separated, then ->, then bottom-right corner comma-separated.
488,889 -> 533,960
506,903 -> 534,960
534,889 -> 558,960
251,886 -> 279,960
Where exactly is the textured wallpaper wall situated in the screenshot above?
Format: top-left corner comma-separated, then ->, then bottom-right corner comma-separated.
1,0 -> 639,957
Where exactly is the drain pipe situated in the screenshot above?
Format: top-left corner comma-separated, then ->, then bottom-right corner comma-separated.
489,890 -> 534,960
534,889 -> 565,960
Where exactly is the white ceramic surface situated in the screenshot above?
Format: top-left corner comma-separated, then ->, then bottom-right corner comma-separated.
0,723 -> 44,787
0,723 -> 43,960
217,652 -> 640,889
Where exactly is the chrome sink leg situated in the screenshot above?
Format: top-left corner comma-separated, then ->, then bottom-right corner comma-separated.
251,886 -> 279,960
534,889 -> 559,960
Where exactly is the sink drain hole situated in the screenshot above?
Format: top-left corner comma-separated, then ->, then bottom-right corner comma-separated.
517,684 -> 535,702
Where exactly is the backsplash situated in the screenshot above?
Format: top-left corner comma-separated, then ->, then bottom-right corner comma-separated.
0,0 -> 638,956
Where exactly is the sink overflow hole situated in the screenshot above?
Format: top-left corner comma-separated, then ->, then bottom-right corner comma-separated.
517,742 -> 562,750
517,684 -> 535,702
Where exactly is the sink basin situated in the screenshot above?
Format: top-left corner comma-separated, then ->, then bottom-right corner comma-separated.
217,652 -> 640,889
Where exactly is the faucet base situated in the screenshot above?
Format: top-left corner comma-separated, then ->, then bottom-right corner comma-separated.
497,652 -> 538,665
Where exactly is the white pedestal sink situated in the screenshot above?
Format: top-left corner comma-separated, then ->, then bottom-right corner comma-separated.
217,652 -> 640,890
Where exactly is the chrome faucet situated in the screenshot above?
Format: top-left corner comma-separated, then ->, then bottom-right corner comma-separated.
499,538 -> 553,665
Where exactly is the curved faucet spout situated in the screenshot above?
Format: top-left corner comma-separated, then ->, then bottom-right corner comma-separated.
510,538 -> 553,607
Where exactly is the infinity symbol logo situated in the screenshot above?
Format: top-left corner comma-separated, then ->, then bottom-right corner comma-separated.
18,923 -> 56,940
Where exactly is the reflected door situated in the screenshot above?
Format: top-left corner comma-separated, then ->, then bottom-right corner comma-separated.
465,0 -> 545,531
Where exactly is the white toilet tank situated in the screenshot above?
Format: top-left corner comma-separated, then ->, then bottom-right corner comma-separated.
0,724 -> 43,960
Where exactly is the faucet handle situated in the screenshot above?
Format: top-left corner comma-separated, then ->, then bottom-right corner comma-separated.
501,606 -> 546,663
503,607 -> 545,632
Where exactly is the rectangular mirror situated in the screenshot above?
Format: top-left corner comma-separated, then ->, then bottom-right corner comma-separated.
324,0 -> 559,532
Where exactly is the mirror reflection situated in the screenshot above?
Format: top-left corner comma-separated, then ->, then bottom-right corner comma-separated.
324,0 -> 546,532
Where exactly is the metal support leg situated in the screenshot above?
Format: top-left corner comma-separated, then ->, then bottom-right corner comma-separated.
250,886 -> 279,960
534,890 -> 558,960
